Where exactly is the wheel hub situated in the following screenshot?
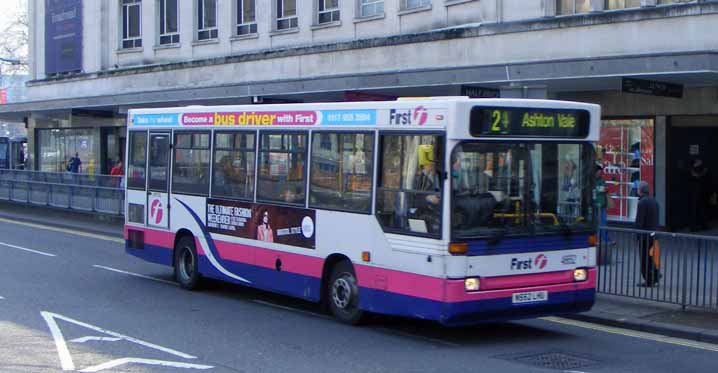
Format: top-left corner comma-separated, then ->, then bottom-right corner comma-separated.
332,277 -> 352,309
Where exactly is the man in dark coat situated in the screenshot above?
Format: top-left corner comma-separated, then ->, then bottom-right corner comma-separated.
635,181 -> 660,287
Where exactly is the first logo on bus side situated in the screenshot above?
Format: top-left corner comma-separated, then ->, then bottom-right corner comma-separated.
389,106 -> 428,126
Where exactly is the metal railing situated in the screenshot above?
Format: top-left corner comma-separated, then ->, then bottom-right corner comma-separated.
597,226 -> 718,310
0,169 -> 124,215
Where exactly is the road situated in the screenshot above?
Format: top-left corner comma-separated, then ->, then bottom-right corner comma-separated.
1,218 -> 717,373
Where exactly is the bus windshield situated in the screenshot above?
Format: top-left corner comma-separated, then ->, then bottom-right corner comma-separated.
451,141 -> 595,239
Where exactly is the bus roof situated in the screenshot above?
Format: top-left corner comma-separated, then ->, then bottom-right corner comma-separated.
127,98 -> 600,141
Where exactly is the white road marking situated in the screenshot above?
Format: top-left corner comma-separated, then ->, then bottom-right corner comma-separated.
0,241 -> 56,257
79,358 -> 214,372
42,311 -> 202,372
0,296 -> 4,300
92,265 -> 177,286
70,336 -> 122,343
0,217 -> 124,244
542,316 -> 718,353
251,299 -> 331,320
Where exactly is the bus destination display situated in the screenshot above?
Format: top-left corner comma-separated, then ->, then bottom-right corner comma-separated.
470,107 -> 590,138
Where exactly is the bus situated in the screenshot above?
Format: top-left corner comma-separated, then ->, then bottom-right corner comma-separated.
0,135 -> 27,170
124,98 -> 600,326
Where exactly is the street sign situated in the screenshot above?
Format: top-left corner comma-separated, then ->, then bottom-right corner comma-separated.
622,78 -> 683,98
461,85 -> 500,98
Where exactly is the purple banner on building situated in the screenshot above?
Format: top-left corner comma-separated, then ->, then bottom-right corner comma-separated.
45,0 -> 83,75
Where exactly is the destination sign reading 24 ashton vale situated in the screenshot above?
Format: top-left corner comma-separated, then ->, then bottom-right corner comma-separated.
470,107 -> 590,138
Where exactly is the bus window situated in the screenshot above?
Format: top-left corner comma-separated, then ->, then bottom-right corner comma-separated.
212,132 -> 256,200
257,132 -> 307,205
309,132 -> 374,213
172,132 -> 211,195
376,134 -> 443,236
127,131 -> 147,189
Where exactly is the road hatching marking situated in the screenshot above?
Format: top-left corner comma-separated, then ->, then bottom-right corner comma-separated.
70,336 -> 122,343
542,316 -> 718,353
0,217 -> 124,244
79,358 -> 213,372
41,311 -> 212,371
92,265 -> 177,286
0,241 -> 56,257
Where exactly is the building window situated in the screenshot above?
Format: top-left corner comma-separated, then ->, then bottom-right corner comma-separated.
158,0 -> 180,45
376,134 -> 443,237
310,132 -> 374,213
605,0 -> 642,9
212,132 -> 256,200
197,0 -> 218,40
401,0 -> 429,10
276,0 -> 299,30
359,0 -> 384,17
557,0 -> 591,15
598,119 -> 655,223
121,0 -> 142,49
172,132 -> 211,195
257,132 -> 307,205
236,0 -> 258,35
318,0 -> 340,24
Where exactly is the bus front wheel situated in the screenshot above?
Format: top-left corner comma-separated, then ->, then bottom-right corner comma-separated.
174,236 -> 201,290
327,261 -> 364,325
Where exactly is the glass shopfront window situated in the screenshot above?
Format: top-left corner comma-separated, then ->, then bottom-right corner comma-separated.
37,128 -> 97,174
598,119 -> 655,222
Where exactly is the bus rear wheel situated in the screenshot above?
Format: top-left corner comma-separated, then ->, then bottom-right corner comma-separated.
174,236 -> 201,290
327,261 -> 364,325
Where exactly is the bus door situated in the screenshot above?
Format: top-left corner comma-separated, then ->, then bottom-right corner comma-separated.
146,132 -> 171,229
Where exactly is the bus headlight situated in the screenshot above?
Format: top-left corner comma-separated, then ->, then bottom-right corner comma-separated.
573,269 -> 588,282
465,277 -> 480,292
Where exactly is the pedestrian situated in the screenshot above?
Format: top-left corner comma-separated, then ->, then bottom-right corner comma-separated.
593,165 -> 610,245
110,159 -> 124,176
68,152 -> 82,174
689,158 -> 708,232
635,181 -> 660,287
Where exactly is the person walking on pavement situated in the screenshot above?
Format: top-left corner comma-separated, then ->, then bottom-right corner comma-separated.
635,181 -> 660,287
68,152 -> 82,174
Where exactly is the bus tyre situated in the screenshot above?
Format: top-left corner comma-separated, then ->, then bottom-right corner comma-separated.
328,261 -> 364,325
174,236 -> 201,290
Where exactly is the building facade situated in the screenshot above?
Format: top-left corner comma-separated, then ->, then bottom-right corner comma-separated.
1,0 -> 717,230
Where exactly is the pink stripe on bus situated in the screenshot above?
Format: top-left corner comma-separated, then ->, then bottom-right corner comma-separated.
125,226 -> 174,249
479,270 -> 576,291
444,268 -> 597,303
355,265 -> 446,302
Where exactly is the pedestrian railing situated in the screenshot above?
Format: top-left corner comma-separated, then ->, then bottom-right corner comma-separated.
0,169 -> 124,215
597,226 -> 718,310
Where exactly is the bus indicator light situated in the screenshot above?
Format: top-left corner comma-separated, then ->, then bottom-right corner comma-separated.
362,251 -> 371,262
449,243 -> 468,255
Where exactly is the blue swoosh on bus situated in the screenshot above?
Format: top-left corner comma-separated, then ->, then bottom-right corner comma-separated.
174,198 -> 251,284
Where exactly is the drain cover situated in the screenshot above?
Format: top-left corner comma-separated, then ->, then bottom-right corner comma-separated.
509,351 -> 598,370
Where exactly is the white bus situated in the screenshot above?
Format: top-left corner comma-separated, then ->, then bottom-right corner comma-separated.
125,97 -> 600,326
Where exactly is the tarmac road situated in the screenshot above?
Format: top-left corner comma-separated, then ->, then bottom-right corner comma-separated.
1,217 -> 717,373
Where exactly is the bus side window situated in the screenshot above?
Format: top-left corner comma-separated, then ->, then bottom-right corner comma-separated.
127,131 -> 147,189
376,134 -> 443,237
256,132 -> 307,205
212,132 -> 256,200
172,132 -> 211,196
309,132 -> 374,213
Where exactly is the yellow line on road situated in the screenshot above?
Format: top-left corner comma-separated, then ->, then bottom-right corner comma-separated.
0,217 -> 124,244
542,316 -> 718,353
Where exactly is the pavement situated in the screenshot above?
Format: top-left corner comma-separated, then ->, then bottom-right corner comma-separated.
2,200 -> 718,345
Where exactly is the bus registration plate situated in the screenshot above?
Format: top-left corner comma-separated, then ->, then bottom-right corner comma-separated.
512,291 -> 548,304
